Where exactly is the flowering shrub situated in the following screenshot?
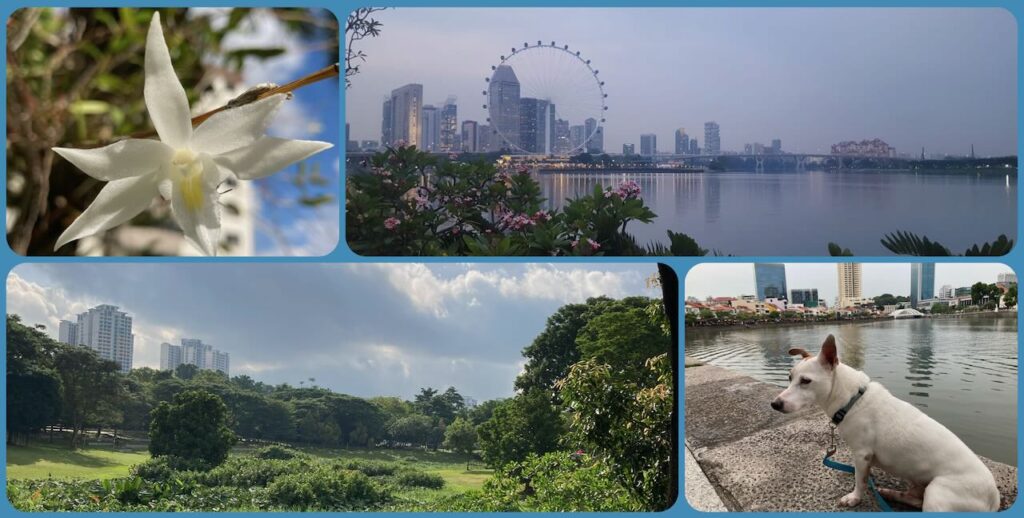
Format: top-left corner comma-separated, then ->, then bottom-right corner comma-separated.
346,145 -> 706,256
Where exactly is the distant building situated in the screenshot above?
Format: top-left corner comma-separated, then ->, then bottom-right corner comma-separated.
461,120 -> 478,152
771,138 -> 782,154
345,123 -> 358,152
623,143 -> 635,155
585,118 -> 603,154
553,119 -> 571,154
704,121 -> 720,155
389,84 -> 423,147
420,104 -> 440,151
790,288 -> 819,307
489,65 -> 521,150
58,305 -> 134,373
997,272 -> 1018,286
569,125 -> 585,152
675,128 -> 690,154
754,264 -> 787,300
910,263 -> 936,309
837,263 -> 863,308
161,339 -> 230,376
360,140 -> 379,151
380,98 -> 393,146
831,138 -> 894,157
439,98 -> 458,152
689,138 -> 699,155
478,124 -> 493,152
955,286 -> 972,297
640,134 -> 657,156
519,98 -> 551,154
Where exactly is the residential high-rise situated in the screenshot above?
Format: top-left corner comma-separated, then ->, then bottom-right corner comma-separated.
553,119 -> 570,154
623,143 -> 635,155
59,305 -> 134,373
389,84 -> 422,147
704,121 -> 720,155
754,264 -> 787,300
440,98 -> 458,152
790,288 -> 819,307
584,118 -> 603,154
380,98 -> 393,146
489,65 -> 521,150
997,273 -> 1018,285
910,263 -> 936,308
675,128 -> 690,155
420,104 -> 440,151
689,138 -> 699,155
569,125 -> 585,152
837,263 -> 863,308
161,339 -> 230,376
461,120 -> 478,152
519,98 -> 550,154
640,134 -> 657,157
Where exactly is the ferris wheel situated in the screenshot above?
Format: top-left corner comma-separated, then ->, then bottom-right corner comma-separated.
483,41 -> 608,155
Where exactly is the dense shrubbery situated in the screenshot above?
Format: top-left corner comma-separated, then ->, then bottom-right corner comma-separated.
254,444 -> 303,460
266,468 -> 390,511
394,469 -> 445,489
346,145 -> 708,256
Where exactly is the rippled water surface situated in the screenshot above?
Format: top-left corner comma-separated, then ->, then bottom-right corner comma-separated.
538,169 -> 1016,255
685,317 -> 1018,465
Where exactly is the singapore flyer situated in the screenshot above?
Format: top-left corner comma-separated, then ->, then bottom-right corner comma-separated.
483,41 -> 607,155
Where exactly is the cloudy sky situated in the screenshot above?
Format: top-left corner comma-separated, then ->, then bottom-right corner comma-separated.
686,263 -> 1015,303
7,263 -> 660,402
346,7 -> 1016,157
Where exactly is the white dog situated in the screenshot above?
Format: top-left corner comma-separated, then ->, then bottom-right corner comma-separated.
770,334 -> 999,511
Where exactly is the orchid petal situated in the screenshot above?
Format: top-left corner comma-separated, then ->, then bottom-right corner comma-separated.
145,12 -> 192,148
54,174 -> 160,251
53,139 -> 171,181
214,136 -> 333,180
191,95 -> 286,155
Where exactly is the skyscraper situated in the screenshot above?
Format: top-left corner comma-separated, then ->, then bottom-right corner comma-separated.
59,304 -> 134,373
161,338 -> 230,376
689,138 -> 699,155
420,104 -> 440,151
754,263 -> 787,300
478,124 -> 493,152
790,288 -> 819,307
569,125 -> 585,152
389,83 -> 422,147
461,120 -> 478,152
623,143 -> 635,155
380,98 -> 393,146
584,118 -> 603,154
553,119 -> 570,155
440,98 -> 458,152
489,65 -> 521,150
519,98 -> 550,154
837,263 -> 863,308
771,138 -> 782,154
640,134 -> 657,157
910,263 -> 936,308
704,121 -> 720,155
675,128 -> 690,155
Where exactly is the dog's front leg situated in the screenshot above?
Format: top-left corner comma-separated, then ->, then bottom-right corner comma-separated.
839,452 -> 872,507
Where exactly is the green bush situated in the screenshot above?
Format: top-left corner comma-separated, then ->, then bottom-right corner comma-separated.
149,390 -> 237,467
200,456 -> 308,488
253,445 -> 303,460
333,459 -> 398,477
394,469 -> 445,489
130,455 -> 210,482
265,468 -> 391,511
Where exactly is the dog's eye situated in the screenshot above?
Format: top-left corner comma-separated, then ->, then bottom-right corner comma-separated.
800,377 -> 812,385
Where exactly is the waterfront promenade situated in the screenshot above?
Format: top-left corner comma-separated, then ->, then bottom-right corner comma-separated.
684,359 -> 1018,511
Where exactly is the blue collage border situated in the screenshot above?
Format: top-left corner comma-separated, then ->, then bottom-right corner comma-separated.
0,0 -> 1020,516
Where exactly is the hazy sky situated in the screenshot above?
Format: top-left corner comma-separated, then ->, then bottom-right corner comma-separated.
686,263 -> 1014,303
346,8 -> 1016,156
7,263 -> 659,402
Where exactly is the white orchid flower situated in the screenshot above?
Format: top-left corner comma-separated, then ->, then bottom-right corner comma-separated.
52,12 -> 333,255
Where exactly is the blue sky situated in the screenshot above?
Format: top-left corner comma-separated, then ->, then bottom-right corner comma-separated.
7,263 -> 661,402
346,7 -> 1016,157
686,263 -> 1014,304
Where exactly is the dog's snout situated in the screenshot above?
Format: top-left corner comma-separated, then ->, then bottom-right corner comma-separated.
770,398 -> 784,412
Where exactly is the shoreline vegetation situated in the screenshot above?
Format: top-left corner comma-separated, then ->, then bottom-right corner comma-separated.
685,309 -> 1017,331
6,291 -> 675,512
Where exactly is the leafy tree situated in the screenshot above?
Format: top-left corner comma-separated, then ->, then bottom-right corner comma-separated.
414,386 -> 464,422
575,299 -> 670,382
149,389 -> 237,466
174,363 -> 200,380
6,315 -> 63,444
387,414 -> 434,447
1004,283 -> 1017,308
443,417 -> 478,470
468,399 -> 503,426
514,302 -> 593,395
477,390 -> 565,468
53,345 -> 124,448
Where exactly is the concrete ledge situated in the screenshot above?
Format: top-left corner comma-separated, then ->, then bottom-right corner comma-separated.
685,364 -> 1018,511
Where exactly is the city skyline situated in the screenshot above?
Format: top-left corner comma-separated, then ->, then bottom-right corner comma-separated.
345,8 -> 1016,156
686,263 -> 1014,304
7,263 -> 660,402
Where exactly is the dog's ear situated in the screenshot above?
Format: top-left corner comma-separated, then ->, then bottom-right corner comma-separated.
819,334 -> 838,368
788,348 -> 812,359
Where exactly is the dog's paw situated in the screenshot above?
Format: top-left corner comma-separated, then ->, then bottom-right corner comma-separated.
840,492 -> 862,507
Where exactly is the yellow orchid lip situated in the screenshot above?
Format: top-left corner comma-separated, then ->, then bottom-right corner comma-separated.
172,148 -> 205,212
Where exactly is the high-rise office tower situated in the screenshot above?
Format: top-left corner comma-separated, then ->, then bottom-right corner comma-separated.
623,143 -> 635,155
771,138 -> 782,154
553,119 -> 570,155
640,134 -> 657,157
519,98 -> 551,154
420,104 -> 440,151
584,118 -> 603,154
837,263 -> 863,308
569,125 -> 585,152
754,264 -> 788,300
910,263 -> 936,308
440,98 -> 458,152
704,121 -> 720,155
689,138 -> 699,155
389,84 -> 423,147
380,98 -> 393,146
477,124 -> 493,152
489,65 -> 521,150
59,304 -> 134,373
461,120 -> 478,152
675,128 -> 690,154
790,288 -> 819,307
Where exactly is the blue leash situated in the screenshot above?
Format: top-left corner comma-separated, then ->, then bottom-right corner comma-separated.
823,448 -> 894,512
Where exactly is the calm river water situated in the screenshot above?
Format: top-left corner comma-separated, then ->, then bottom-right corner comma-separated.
538,169 -> 1016,255
685,317 -> 1018,465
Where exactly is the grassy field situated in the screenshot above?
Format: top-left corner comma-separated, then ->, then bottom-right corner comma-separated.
8,441 -> 491,495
